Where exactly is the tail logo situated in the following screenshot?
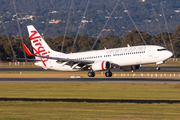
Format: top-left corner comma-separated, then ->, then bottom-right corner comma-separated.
30,31 -> 50,67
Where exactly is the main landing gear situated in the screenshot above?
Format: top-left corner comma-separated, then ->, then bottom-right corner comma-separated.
88,70 -> 113,77
105,70 -> 112,77
88,71 -> 95,77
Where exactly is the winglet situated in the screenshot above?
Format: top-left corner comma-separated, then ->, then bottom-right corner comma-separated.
22,43 -> 34,56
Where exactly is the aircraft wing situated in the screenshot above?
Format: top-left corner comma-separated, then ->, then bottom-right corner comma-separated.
22,43 -> 94,65
35,55 -> 94,64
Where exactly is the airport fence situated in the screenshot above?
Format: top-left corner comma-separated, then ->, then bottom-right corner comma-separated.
113,73 -> 180,78
168,58 -> 180,61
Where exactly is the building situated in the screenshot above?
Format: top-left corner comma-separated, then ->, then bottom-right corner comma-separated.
49,19 -> 61,24
175,10 -> 180,13
81,20 -> 89,23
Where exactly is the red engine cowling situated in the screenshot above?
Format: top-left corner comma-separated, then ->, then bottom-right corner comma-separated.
121,65 -> 140,72
92,61 -> 111,71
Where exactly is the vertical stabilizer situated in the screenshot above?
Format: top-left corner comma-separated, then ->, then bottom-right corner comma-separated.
27,25 -> 63,68
27,25 -> 63,56
27,25 -> 53,55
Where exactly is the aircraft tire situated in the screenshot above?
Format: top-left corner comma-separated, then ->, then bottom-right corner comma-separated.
156,67 -> 160,70
88,72 -> 95,77
105,71 -> 112,77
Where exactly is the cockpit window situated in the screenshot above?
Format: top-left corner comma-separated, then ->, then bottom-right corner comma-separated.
157,49 -> 167,51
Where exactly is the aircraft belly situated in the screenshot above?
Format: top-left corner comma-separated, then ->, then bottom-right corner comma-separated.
49,63 -> 79,71
52,66 -> 80,71
35,61 -> 79,71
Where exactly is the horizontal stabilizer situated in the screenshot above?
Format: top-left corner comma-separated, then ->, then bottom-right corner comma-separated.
22,43 -> 34,56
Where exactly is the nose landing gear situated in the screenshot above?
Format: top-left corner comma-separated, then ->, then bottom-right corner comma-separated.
156,65 -> 160,70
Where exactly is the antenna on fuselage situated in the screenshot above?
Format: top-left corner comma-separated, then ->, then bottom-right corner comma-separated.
122,2 -> 147,45
91,0 -> 121,50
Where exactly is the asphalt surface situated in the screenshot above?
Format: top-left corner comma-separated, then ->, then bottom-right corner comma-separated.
0,67 -> 180,84
0,66 -> 180,72
0,77 -> 180,84
0,97 -> 180,103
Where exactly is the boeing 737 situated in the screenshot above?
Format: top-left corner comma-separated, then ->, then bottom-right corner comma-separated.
22,25 -> 173,77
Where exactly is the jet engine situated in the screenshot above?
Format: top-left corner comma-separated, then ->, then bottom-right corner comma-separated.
120,65 -> 140,72
92,61 -> 111,71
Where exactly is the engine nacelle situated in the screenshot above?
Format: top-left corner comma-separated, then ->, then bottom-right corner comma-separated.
92,61 -> 111,71
121,65 -> 140,72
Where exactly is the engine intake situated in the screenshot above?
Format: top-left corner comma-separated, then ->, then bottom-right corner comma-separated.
92,61 -> 111,71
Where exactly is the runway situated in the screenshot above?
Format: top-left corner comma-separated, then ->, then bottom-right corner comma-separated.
0,66 -> 180,84
0,77 -> 180,84
0,66 -> 179,72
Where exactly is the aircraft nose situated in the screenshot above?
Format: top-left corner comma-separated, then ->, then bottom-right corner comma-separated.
167,51 -> 173,58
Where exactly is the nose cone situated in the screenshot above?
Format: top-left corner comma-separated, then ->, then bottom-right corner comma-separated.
167,51 -> 173,58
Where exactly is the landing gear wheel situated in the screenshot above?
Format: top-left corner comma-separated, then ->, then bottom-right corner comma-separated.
92,72 -> 95,77
105,71 -> 112,77
156,66 -> 160,70
88,72 -> 95,77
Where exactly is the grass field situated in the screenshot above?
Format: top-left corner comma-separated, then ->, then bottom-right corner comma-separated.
0,83 -> 180,119
0,61 -> 180,119
0,83 -> 180,100
0,101 -> 180,120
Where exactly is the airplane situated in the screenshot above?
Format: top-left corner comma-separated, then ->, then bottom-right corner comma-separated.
22,25 -> 173,77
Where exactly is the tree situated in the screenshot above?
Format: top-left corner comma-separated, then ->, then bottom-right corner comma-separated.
98,35 -> 121,49
171,25 -> 180,57
122,30 -> 145,47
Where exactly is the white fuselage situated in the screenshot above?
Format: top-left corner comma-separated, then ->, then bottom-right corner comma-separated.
34,45 -> 173,71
